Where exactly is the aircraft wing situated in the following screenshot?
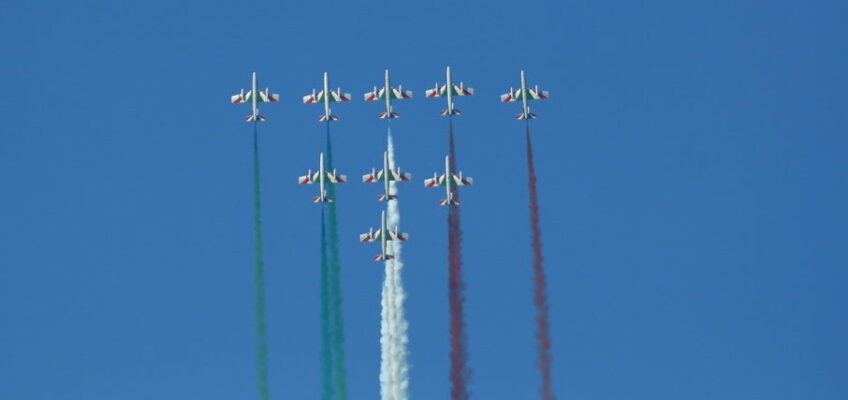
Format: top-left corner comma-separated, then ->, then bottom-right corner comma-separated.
450,85 -> 473,96
233,90 -> 280,104
362,171 -> 379,183
326,172 -> 347,183
527,88 -> 550,99
328,90 -> 352,102
389,169 -> 412,181
387,231 -> 409,241
303,90 -> 350,103
451,174 -> 473,186
231,92 -> 247,103
303,92 -> 320,104
363,169 -> 410,182
500,89 -> 521,102
360,229 -> 381,242
257,90 -> 280,102
298,171 -> 320,184
425,85 -> 443,98
426,84 -> 473,97
424,174 -> 447,187
390,87 -> 413,99
363,88 -> 383,101
363,87 -> 411,101
501,88 -> 549,102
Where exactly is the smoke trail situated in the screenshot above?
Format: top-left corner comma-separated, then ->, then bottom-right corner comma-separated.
324,124 -> 349,400
447,119 -> 471,400
252,124 -> 271,400
320,205 -> 334,400
526,123 -> 555,400
381,123 -> 410,400
379,252 -> 395,400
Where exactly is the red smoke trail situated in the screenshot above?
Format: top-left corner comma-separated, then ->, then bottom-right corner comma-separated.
448,120 -> 471,400
526,124 -> 555,400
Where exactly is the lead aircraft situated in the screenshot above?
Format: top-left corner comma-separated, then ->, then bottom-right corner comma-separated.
298,153 -> 347,203
424,155 -> 473,206
425,66 -> 474,116
500,70 -> 549,119
230,72 -> 279,121
302,72 -> 352,121
362,151 -> 412,201
363,69 -> 413,119
359,211 -> 409,261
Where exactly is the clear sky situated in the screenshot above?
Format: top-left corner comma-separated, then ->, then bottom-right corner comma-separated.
1,1 -> 846,399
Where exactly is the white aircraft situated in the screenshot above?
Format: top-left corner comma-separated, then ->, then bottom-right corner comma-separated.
362,151 -> 412,201
302,72 -> 352,121
425,66 -> 474,116
424,155 -> 473,206
230,72 -> 280,122
500,70 -> 549,119
363,69 -> 413,119
297,153 -> 347,203
359,211 -> 409,261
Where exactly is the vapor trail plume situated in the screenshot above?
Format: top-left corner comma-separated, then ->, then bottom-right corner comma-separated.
325,124 -> 348,399
320,206 -> 334,400
526,124 -> 555,400
379,255 -> 396,399
252,124 -> 271,400
383,124 -> 410,400
447,119 -> 471,400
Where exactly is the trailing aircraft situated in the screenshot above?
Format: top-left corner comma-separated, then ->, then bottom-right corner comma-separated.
359,211 -> 409,261
363,69 -> 412,119
424,155 -> 473,206
298,153 -> 346,203
362,151 -> 412,201
425,66 -> 474,116
500,70 -> 549,119
230,72 -> 279,121
302,72 -> 351,121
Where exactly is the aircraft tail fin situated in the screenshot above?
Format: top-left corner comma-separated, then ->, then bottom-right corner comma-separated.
312,195 -> 335,203
440,109 -> 462,116
378,112 -> 401,119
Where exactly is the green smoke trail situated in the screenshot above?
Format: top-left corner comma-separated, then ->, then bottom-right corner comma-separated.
320,206 -> 334,400
252,124 -> 271,400
324,124 -> 348,400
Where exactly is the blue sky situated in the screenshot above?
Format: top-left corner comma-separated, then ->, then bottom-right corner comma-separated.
1,1 -> 846,399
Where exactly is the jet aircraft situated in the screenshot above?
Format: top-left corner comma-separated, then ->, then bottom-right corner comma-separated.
424,155 -> 473,206
500,70 -> 549,119
363,69 -> 412,119
298,153 -> 346,203
362,151 -> 412,201
230,72 -> 279,121
425,66 -> 474,116
302,72 -> 351,121
359,211 -> 409,261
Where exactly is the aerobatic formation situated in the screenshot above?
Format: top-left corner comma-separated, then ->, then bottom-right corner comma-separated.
231,68 -> 552,400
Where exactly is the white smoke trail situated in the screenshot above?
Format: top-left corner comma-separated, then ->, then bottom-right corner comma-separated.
379,126 -> 409,400
379,232 -> 396,399
380,253 -> 395,400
